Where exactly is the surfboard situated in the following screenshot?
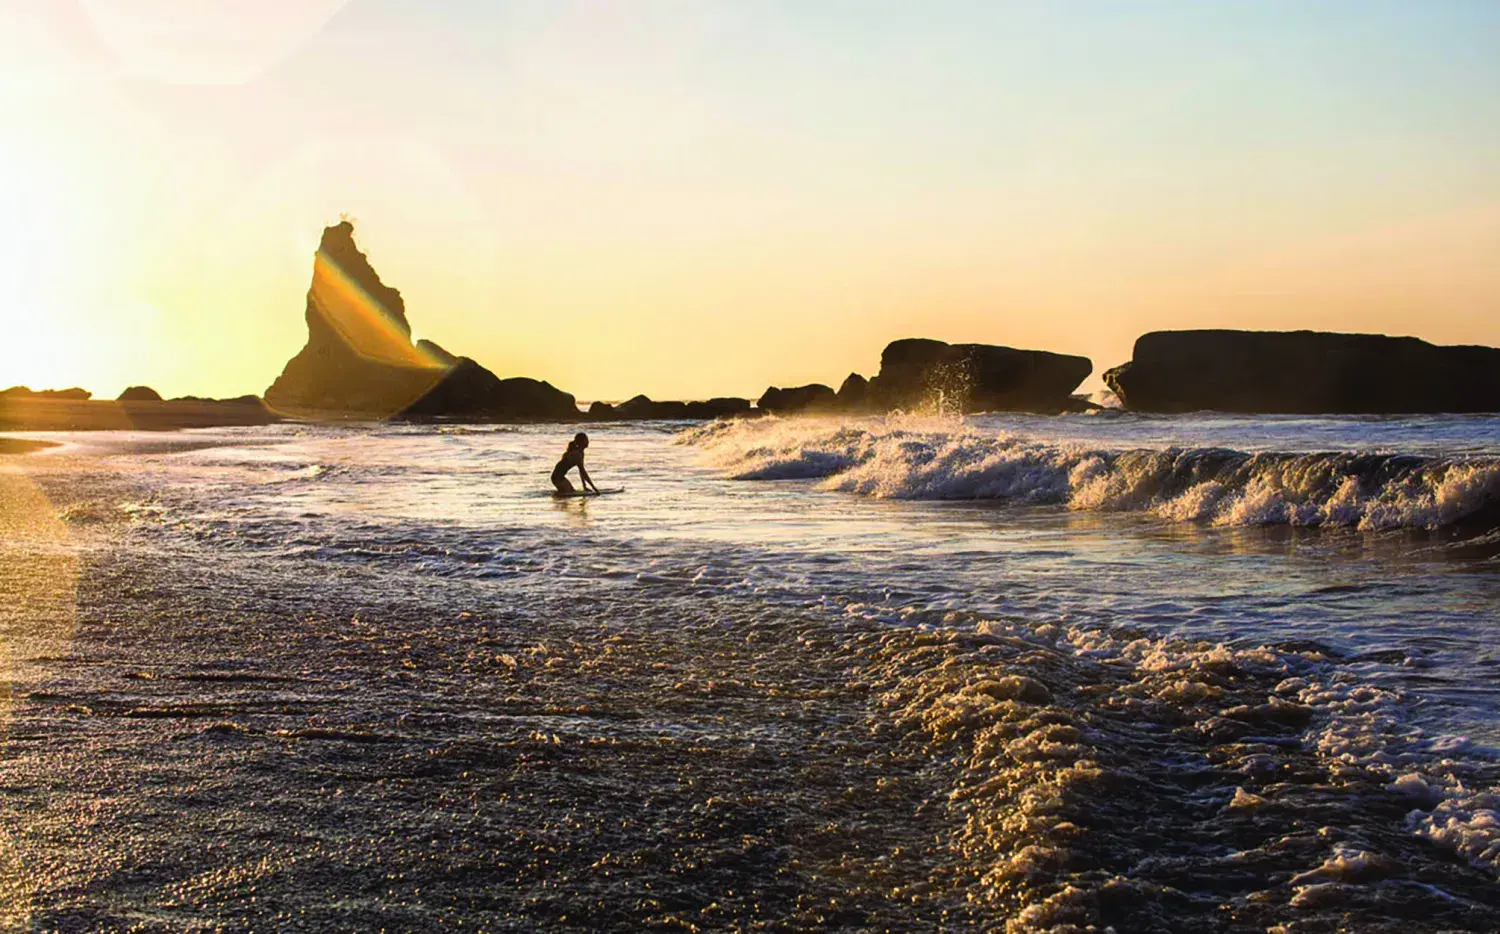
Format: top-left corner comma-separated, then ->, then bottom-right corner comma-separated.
552,487 -> 625,498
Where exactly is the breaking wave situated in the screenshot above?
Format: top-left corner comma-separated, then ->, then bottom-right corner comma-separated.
681,417 -> 1500,531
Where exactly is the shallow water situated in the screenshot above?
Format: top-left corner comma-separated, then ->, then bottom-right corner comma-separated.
2,412 -> 1499,930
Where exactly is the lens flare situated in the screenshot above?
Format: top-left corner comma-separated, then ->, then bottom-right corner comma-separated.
310,251 -> 444,369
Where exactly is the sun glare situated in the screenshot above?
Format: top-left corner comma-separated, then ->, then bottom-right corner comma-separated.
0,147 -> 70,389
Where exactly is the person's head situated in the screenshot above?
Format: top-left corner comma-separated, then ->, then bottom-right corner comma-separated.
571,432 -> 589,451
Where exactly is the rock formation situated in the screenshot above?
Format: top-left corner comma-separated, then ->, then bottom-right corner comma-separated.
757,384 -> 837,414
265,221 -> 577,421
835,374 -> 869,411
868,339 -> 1091,413
416,340 -> 459,367
167,395 -> 275,408
587,395 -> 752,421
685,398 -> 753,419
1104,330 -> 1500,414
402,359 -> 580,421
1,386 -> 92,400
118,386 -> 163,402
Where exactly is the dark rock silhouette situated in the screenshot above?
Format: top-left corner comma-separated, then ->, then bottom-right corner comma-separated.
686,398 -> 752,419
757,384 -> 837,414
416,340 -> 459,367
582,395 -> 750,422
118,386 -> 163,402
585,395 -> 752,421
869,339 -> 1091,413
265,221 -> 576,421
403,359 -> 579,421
835,373 -> 869,411
0,394 -> 276,430
167,394 -> 268,407
1105,330 -> 1500,413
1,386 -> 92,400
616,395 -> 689,420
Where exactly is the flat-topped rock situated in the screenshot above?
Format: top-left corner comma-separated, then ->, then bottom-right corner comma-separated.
1,386 -> 92,401
588,395 -> 752,421
869,339 -> 1091,414
1105,330 -> 1500,413
757,384 -> 836,414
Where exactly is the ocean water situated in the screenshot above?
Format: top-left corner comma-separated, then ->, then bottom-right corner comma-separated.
2,412 -> 1500,931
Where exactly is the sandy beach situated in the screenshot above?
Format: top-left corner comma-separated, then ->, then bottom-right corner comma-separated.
2,422 -> 1498,931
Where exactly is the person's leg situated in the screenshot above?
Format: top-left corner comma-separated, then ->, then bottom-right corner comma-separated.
552,473 -> 575,494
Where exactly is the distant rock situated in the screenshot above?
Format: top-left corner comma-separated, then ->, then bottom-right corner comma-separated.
0,391 -> 276,430
118,386 -> 163,402
684,397 -> 752,419
835,373 -> 869,411
757,384 -> 836,414
402,359 -> 578,421
167,394 -> 265,406
1,386 -> 92,401
1105,330 -> 1500,413
588,395 -> 752,421
265,220 -> 577,421
869,339 -> 1091,414
613,395 -> 681,420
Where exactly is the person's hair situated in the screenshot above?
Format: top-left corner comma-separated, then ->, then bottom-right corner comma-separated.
571,432 -> 589,450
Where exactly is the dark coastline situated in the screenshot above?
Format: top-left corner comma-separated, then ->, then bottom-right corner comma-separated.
0,397 -> 280,433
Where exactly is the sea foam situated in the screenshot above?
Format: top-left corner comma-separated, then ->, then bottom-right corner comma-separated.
681,416 -> 1500,530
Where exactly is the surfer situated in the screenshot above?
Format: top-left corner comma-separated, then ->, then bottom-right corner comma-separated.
552,432 -> 599,496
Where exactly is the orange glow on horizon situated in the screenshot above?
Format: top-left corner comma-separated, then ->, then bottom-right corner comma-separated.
0,3 -> 1498,402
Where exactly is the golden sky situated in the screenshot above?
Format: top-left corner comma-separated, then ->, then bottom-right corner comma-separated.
2,1 -> 1498,401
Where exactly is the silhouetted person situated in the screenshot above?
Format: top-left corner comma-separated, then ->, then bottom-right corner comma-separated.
552,432 -> 598,495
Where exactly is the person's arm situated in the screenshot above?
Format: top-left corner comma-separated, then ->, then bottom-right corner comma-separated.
579,462 -> 598,492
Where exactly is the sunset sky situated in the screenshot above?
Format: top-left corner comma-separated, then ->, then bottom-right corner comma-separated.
2,0 -> 1498,401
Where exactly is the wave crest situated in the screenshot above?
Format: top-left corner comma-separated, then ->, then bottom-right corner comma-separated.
680,417 -> 1500,530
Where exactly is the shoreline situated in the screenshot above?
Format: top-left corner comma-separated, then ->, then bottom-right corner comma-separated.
0,438 -> 60,455
0,397 -> 280,433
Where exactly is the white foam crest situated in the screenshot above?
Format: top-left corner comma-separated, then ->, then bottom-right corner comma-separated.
680,417 -> 1500,530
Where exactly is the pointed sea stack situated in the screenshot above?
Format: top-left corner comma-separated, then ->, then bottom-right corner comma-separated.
265,221 -> 578,421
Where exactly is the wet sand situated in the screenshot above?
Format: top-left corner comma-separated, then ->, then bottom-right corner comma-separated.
0,459 -> 980,930
2,451 -> 1499,931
